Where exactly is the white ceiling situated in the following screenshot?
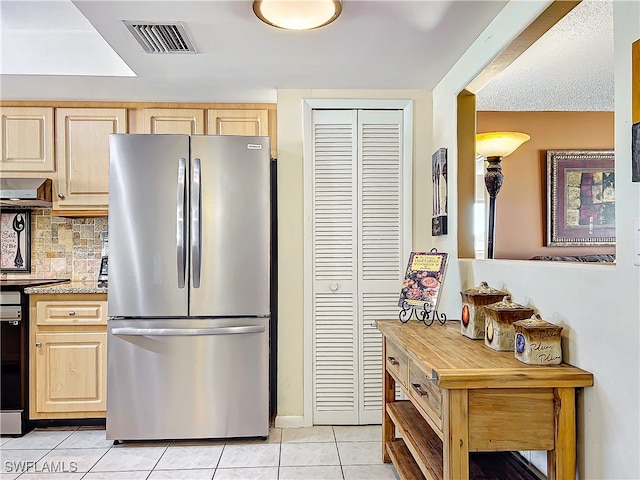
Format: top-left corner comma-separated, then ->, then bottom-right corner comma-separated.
0,0 -> 614,111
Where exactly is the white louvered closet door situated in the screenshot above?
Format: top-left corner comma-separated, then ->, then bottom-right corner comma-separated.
311,109 -> 407,425
357,110 -> 406,424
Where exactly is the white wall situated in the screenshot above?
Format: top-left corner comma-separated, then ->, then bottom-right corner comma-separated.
433,1 -> 640,478
275,89 -> 432,425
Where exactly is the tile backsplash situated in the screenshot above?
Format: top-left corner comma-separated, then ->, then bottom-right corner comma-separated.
1,209 -> 107,282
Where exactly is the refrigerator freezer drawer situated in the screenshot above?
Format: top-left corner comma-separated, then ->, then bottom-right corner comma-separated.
106,317 -> 269,441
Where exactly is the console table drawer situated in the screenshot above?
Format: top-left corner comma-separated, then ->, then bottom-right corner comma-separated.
385,339 -> 408,388
408,359 -> 442,429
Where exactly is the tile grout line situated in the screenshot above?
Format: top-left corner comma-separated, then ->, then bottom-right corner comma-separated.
333,426 -> 347,480
277,428 -> 283,479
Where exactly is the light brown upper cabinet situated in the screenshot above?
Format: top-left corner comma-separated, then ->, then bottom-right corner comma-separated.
208,108 -> 275,158
207,108 -> 269,136
142,108 -> 205,134
55,108 -> 127,215
0,107 -> 55,173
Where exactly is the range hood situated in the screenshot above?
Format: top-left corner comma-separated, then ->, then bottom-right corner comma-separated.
0,178 -> 53,208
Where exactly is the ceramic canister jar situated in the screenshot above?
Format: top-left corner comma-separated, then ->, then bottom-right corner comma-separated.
460,281 -> 507,340
514,314 -> 563,365
484,295 -> 535,352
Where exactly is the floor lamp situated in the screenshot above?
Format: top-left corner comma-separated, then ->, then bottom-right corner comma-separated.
476,132 -> 530,259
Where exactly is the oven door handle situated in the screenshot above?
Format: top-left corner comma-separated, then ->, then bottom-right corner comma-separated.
0,307 -> 21,322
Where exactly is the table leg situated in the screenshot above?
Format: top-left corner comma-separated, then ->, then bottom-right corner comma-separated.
382,339 -> 395,463
443,388 -> 469,479
547,387 -> 577,480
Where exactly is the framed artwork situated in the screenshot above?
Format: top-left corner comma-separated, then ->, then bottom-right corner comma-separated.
432,147 -> 447,236
0,209 -> 31,272
546,150 -> 615,246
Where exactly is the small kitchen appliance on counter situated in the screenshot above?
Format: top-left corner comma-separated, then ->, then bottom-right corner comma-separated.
107,134 -> 271,442
97,231 -> 108,287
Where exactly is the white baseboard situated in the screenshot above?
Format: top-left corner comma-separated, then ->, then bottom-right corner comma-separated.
274,415 -> 310,428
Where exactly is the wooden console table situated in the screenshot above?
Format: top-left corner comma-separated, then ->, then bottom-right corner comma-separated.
377,320 -> 593,480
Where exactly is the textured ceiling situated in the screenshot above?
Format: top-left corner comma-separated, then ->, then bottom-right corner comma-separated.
476,0 -> 614,111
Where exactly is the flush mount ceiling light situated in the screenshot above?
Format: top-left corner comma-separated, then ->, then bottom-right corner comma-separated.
253,0 -> 342,30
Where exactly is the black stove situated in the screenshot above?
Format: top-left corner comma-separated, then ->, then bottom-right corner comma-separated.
0,278 -> 69,435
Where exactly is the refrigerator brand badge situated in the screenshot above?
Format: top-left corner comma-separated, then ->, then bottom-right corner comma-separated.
247,144 -> 262,150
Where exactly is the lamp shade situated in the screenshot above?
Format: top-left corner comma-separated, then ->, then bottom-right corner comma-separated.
253,0 -> 342,30
476,132 -> 530,158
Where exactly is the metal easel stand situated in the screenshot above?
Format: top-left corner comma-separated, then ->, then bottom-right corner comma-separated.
399,301 -> 447,327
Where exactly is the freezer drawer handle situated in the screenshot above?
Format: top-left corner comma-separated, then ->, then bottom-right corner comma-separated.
177,157 -> 187,289
111,325 -> 265,336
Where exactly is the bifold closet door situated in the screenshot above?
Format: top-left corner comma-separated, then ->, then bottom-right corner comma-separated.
311,109 -> 407,425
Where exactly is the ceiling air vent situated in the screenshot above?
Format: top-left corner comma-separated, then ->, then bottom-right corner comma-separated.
124,21 -> 197,54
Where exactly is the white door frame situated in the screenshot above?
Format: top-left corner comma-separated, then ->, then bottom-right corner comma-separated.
302,98 -> 414,426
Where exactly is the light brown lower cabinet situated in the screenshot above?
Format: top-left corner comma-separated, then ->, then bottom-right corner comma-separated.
29,294 -> 107,419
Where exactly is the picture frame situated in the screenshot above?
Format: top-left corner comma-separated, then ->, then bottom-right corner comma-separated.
0,209 -> 31,272
431,147 -> 448,236
546,150 -> 615,246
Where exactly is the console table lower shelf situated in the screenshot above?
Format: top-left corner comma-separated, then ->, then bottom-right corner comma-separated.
386,401 -> 541,480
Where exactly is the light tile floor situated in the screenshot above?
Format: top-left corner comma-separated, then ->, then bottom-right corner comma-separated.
0,426 -> 399,480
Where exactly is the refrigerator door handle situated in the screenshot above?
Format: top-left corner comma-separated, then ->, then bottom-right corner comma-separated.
176,157 -> 187,289
191,157 -> 202,288
111,325 -> 265,336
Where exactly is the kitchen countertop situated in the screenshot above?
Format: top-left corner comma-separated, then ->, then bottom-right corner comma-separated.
24,281 -> 107,295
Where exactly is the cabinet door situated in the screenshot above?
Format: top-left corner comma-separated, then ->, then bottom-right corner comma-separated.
142,108 -> 204,134
0,107 -> 55,172
207,108 -> 269,137
34,332 -> 107,414
55,108 -> 127,210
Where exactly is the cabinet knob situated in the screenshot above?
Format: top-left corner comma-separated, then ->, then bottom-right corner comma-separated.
387,356 -> 399,366
58,193 -> 65,199
35,342 -> 42,348
68,311 -> 76,316
329,283 -> 338,291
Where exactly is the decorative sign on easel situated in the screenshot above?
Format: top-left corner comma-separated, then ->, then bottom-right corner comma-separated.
398,249 -> 448,325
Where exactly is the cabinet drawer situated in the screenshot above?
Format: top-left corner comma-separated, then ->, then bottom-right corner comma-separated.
385,339 -> 408,388
408,359 -> 442,429
36,301 -> 107,326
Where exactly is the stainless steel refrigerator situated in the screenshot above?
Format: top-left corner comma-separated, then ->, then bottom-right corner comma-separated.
106,134 -> 270,441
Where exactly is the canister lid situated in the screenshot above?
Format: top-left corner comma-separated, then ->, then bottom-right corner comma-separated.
514,314 -> 563,331
461,281 -> 507,296
485,295 -> 532,311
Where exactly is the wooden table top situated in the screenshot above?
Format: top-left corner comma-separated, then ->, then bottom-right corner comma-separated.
377,319 -> 593,389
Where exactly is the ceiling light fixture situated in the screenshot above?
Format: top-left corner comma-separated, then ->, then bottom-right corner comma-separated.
253,0 -> 342,30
